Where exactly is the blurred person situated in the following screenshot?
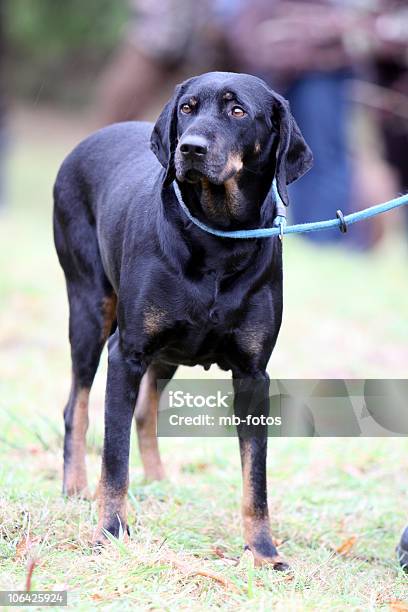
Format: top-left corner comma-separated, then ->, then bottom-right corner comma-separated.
227,0 -> 367,245
370,2 -> 408,228
97,0 -> 241,124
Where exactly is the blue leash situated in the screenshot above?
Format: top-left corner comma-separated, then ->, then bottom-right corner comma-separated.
173,181 -> 408,240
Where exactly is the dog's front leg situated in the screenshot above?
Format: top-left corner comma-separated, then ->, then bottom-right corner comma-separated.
95,330 -> 143,543
233,372 -> 288,570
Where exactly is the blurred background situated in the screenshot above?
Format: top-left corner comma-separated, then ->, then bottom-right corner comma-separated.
2,0 -> 408,234
0,0 -> 407,404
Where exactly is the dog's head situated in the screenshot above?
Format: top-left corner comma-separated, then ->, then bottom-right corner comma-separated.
151,71 -> 312,207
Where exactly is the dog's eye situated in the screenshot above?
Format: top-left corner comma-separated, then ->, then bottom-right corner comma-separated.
181,103 -> 192,114
230,106 -> 246,118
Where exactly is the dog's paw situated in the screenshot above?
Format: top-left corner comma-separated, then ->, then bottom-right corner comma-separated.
142,466 -> 166,482
93,520 -> 130,548
243,546 -> 291,571
253,553 -> 291,571
63,469 -> 90,498
63,483 -> 91,499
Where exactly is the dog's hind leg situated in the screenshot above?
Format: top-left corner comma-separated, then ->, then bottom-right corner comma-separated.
134,362 -> 177,481
62,287 -> 116,497
54,182 -> 117,497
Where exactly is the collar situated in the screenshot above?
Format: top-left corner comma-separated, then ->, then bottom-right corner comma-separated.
172,179 -> 287,240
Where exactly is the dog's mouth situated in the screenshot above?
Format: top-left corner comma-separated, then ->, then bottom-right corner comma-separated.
176,164 -> 230,186
175,150 -> 241,186
184,168 -> 204,184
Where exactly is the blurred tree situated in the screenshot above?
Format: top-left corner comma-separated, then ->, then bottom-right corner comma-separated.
4,0 -> 129,105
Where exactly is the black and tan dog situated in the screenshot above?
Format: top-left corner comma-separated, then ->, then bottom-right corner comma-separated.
53,71 -> 312,569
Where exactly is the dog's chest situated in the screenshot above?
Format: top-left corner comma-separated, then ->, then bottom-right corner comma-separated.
194,269 -> 222,323
184,266 -> 245,328
141,270 -> 252,367
150,321 -> 230,369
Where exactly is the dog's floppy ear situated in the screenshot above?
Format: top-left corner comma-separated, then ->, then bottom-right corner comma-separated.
151,79 -> 194,186
272,93 -> 313,206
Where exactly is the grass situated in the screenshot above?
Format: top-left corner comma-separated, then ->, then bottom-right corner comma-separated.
0,110 -> 408,610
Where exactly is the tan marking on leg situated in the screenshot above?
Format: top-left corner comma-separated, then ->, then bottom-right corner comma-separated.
241,440 -> 287,569
64,388 -> 89,497
101,294 -> 117,341
95,470 -> 128,543
254,141 -> 261,155
143,305 -> 167,335
238,326 -> 267,356
134,366 -> 165,481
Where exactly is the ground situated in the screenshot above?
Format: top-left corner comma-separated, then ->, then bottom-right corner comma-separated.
0,109 -> 407,610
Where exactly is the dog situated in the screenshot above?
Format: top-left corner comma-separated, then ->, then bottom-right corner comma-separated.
53,71 -> 312,570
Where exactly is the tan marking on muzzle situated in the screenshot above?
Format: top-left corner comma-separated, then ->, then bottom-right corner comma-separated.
224,152 -> 243,176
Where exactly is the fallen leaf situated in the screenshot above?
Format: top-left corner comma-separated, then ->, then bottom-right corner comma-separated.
336,536 -> 357,556
389,601 -> 408,612
15,536 -> 31,560
191,568 -> 239,591
15,535 -> 41,560
283,572 -> 295,582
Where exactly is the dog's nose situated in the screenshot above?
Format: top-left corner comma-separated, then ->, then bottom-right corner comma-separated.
179,135 -> 208,157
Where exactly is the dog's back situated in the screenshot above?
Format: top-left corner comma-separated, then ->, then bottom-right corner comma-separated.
54,121 -> 159,218
53,121 -> 163,289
